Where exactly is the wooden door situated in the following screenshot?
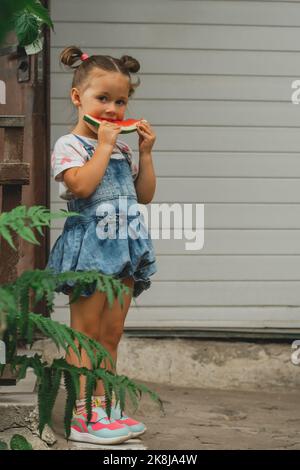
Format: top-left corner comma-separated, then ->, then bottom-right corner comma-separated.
0,1 -> 50,317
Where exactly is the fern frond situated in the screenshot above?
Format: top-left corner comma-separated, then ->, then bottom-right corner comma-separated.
102,275 -> 114,309
118,384 -> 127,418
16,356 -> 31,380
71,331 -> 99,369
85,372 -> 96,424
17,284 -> 30,338
0,205 -> 81,251
47,368 -> 62,426
63,370 -> 77,439
31,353 -> 46,380
105,381 -> 115,419
8,268 -> 132,319
37,367 -> 51,435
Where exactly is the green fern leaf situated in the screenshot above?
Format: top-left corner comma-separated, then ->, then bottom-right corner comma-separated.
31,353 -> 46,380
118,385 -> 127,418
104,381 -> 114,419
0,225 -> 16,249
16,359 -> 30,381
102,276 -> 114,309
85,372 -> 96,424
30,315 -> 61,350
72,331 -> 98,369
47,368 -> 62,426
19,226 -> 40,245
37,367 -> 50,435
63,370 -> 77,439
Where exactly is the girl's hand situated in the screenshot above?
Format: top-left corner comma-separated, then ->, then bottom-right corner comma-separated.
97,121 -> 122,148
136,120 -> 156,155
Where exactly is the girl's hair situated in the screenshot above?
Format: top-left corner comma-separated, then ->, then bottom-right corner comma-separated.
59,45 -> 141,98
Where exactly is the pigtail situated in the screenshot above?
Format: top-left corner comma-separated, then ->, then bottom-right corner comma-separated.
119,55 -> 140,74
118,55 -> 141,96
59,45 -> 85,69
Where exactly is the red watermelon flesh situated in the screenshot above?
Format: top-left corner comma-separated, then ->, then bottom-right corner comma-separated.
83,114 -> 144,134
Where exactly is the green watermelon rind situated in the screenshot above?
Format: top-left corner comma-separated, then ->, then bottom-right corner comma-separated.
83,114 -> 139,134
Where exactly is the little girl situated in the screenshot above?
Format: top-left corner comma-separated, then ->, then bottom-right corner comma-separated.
46,46 -> 157,445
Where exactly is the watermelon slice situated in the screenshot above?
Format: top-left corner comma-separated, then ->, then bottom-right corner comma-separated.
83,114 -> 145,134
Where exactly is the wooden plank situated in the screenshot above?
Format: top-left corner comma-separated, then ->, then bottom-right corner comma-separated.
52,99 -> 300,127
50,305 -> 300,329
51,125 -> 300,152
51,22 -> 300,51
44,253 -> 300,280
49,228 -> 300,255
49,150 -> 300,178
48,201 -> 300,229
50,0 -> 300,26
151,178 -> 300,203
0,162 -> 30,184
0,115 -> 25,127
51,74 -> 296,101
156,255 -> 300,280
51,48 -> 300,76
124,306 -> 300,328
150,154 -> 300,178
49,176 -> 300,203
48,280 -> 300,306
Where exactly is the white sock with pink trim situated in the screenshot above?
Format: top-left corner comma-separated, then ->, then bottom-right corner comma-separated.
75,398 -> 86,415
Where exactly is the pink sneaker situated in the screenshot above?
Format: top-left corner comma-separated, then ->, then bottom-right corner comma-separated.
69,407 -> 132,445
94,398 -> 147,438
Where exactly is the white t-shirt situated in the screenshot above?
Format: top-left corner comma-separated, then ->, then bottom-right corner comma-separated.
51,133 -> 139,200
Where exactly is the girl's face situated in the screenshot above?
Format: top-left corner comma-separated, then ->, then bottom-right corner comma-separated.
71,69 -> 130,126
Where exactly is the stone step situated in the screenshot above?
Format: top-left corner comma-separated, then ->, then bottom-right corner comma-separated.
0,354 -> 149,450
0,368 -> 37,432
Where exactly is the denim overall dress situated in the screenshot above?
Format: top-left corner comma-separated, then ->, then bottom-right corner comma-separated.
46,134 -> 157,298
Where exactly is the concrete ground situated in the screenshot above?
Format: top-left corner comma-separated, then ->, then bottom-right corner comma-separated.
51,380 -> 300,450
1,371 -> 300,450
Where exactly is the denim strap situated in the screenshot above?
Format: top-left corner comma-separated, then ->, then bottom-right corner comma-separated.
72,133 -> 132,166
72,134 -> 95,159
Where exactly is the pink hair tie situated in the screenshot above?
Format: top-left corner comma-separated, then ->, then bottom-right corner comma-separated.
81,53 -> 89,61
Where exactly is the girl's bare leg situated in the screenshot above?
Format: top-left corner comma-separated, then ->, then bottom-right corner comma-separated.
65,289 -> 107,399
94,276 -> 134,397
65,277 -> 134,400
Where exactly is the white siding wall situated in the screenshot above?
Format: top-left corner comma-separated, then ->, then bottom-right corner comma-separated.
49,0 -> 300,330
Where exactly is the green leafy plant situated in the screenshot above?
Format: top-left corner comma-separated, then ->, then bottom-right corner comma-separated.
0,205 -> 164,439
0,440 -> 8,450
10,434 -> 33,450
0,434 -> 33,450
0,0 -> 54,48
